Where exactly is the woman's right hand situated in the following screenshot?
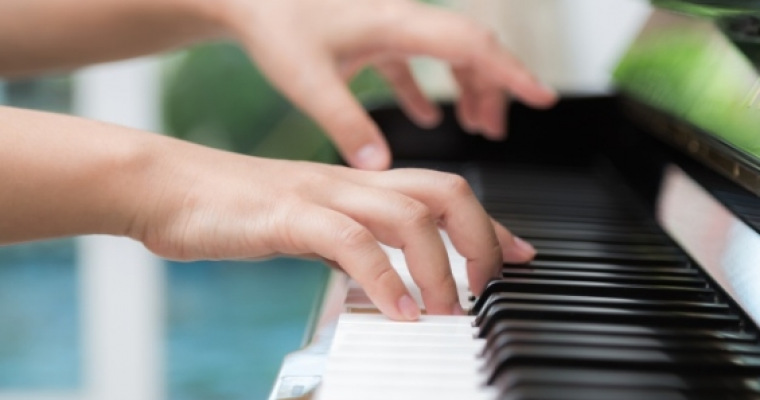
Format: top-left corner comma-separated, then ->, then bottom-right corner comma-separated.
132,137 -> 536,321
0,106 -> 534,322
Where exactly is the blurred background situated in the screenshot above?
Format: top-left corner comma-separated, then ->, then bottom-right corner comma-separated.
0,0 -> 650,399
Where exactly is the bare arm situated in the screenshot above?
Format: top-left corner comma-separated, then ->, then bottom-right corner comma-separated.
0,0 -> 227,77
0,0 -> 556,170
0,106 -> 535,319
0,106 -> 156,241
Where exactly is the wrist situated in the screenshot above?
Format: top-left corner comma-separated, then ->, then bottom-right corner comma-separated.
118,133 -> 189,245
0,108 -> 175,244
181,0 -> 244,40
81,129 -> 167,241
159,0 -> 238,40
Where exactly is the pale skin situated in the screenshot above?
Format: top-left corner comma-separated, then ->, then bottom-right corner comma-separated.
0,0 -> 556,320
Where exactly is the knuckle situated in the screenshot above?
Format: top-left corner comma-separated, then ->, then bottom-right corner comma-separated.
375,0 -> 409,28
489,237 -> 503,261
471,24 -> 498,46
379,63 -> 406,83
483,29 -> 500,47
270,200 -> 305,253
465,24 -> 500,57
440,173 -> 474,198
286,167 -> 334,198
400,199 -> 433,229
371,266 -> 399,288
419,270 -> 457,294
301,170 -> 333,193
336,223 -> 375,250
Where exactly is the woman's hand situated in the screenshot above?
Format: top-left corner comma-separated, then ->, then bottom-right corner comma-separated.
222,0 -> 557,170
132,138 -> 536,320
1,106 -> 534,322
0,0 -> 556,171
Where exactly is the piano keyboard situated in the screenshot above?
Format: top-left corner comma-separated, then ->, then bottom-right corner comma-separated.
312,164 -> 760,400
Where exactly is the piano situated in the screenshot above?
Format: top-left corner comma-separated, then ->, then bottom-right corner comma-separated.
270,1 -> 760,399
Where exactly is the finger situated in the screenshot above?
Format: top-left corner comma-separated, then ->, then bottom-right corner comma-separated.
476,88 -> 508,140
453,67 -> 509,139
272,203 -> 420,321
321,181 -> 460,315
379,3 -> 557,107
491,219 -> 536,263
375,60 -> 442,129
452,66 -> 480,134
246,42 -> 391,170
341,168 -> 502,296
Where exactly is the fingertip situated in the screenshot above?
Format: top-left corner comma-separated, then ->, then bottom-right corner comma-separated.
351,143 -> 392,170
503,235 -> 537,262
482,120 -> 506,140
414,107 -> 443,129
479,93 -> 507,140
491,220 -> 535,262
522,79 -> 560,109
452,303 -> 466,316
397,294 -> 421,321
534,90 -> 560,109
468,265 -> 494,297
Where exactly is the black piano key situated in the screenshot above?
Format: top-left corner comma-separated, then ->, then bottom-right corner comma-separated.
481,332 -> 760,359
508,227 -> 678,247
484,203 -> 645,221
493,367 -> 760,395
485,345 -> 760,384
533,249 -> 688,265
499,269 -> 706,287
523,238 -> 682,256
483,320 -> 757,344
471,279 -> 715,314
476,303 -> 741,338
485,201 -> 639,217
481,186 -> 616,199
466,164 -> 760,399
497,211 -> 659,225
474,293 -> 729,325
494,211 -> 660,228
498,385 -> 760,400
482,188 -> 627,204
507,260 -> 699,276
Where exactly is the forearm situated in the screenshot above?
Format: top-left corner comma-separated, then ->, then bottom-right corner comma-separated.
0,0 -> 231,77
0,106 -> 163,243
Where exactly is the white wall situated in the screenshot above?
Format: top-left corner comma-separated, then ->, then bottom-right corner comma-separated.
445,0 -> 653,94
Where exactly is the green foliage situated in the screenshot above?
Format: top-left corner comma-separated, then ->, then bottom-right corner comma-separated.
161,42 -> 394,163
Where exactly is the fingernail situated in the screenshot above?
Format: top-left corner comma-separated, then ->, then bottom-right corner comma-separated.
513,236 -> 536,256
452,303 -> 466,316
461,120 -> 478,134
355,144 -> 387,170
418,110 -> 442,128
539,79 -> 559,98
485,122 -> 504,140
398,295 -> 421,321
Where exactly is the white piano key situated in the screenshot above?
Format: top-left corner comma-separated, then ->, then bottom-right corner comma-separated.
381,230 -> 473,311
315,314 -> 495,400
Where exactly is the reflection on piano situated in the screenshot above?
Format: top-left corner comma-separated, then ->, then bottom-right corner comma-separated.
270,3 -> 760,400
